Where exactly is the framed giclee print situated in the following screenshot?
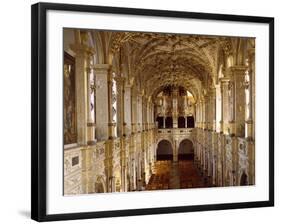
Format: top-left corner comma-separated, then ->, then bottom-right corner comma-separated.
31,2 -> 274,222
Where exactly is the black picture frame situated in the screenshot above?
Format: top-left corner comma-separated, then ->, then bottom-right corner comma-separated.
31,2 -> 274,222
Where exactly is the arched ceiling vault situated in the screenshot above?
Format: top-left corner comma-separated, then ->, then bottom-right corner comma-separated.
91,30 -> 238,100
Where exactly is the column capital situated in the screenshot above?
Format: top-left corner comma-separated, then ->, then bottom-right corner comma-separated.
124,78 -> 133,88
227,65 -> 248,76
93,64 -> 112,73
108,122 -> 117,127
219,77 -> 230,84
203,94 -> 211,101
208,86 -> 216,95
70,43 -> 95,57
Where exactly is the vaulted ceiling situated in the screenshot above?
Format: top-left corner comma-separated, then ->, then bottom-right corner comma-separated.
90,30 -> 250,102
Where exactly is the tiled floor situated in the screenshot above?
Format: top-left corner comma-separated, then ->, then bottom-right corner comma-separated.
145,160 -> 213,191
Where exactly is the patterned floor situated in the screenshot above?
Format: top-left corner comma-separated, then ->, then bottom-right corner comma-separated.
145,160 -> 214,191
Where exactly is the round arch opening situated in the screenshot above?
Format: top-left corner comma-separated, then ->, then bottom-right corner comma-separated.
240,172 -> 248,186
156,140 -> 173,161
178,139 -> 194,160
95,182 -> 105,193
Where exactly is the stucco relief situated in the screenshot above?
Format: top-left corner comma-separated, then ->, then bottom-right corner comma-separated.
238,139 -> 249,171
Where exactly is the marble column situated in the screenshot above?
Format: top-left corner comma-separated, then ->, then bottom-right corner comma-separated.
245,49 -> 255,140
172,90 -> 178,128
173,139 -> 178,162
148,101 -> 153,129
146,100 -> 150,130
209,88 -> 216,131
137,93 -> 143,132
131,90 -> 137,134
70,42 -> 95,145
143,96 -> 148,131
151,103 -> 155,129
115,77 -> 125,137
124,83 -> 132,136
144,96 -> 149,131
86,55 -> 96,145
108,72 -> 117,139
93,64 -> 110,141
229,66 -> 248,137
204,95 -> 210,130
195,103 -> 199,128
215,85 -> 222,133
219,77 -> 231,134
201,98 -> 206,129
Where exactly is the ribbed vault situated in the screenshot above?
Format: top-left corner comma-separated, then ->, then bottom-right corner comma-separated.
91,30 -> 237,101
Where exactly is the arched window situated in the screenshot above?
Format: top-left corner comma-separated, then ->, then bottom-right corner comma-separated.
178,116 -> 185,128
156,116 -> 164,128
186,116 -> 195,128
165,116 -> 173,128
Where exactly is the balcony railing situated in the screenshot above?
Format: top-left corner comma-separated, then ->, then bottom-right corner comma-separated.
157,128 -> 194,135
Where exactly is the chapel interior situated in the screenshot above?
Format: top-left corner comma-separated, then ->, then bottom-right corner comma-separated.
63,28 -> 255,195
